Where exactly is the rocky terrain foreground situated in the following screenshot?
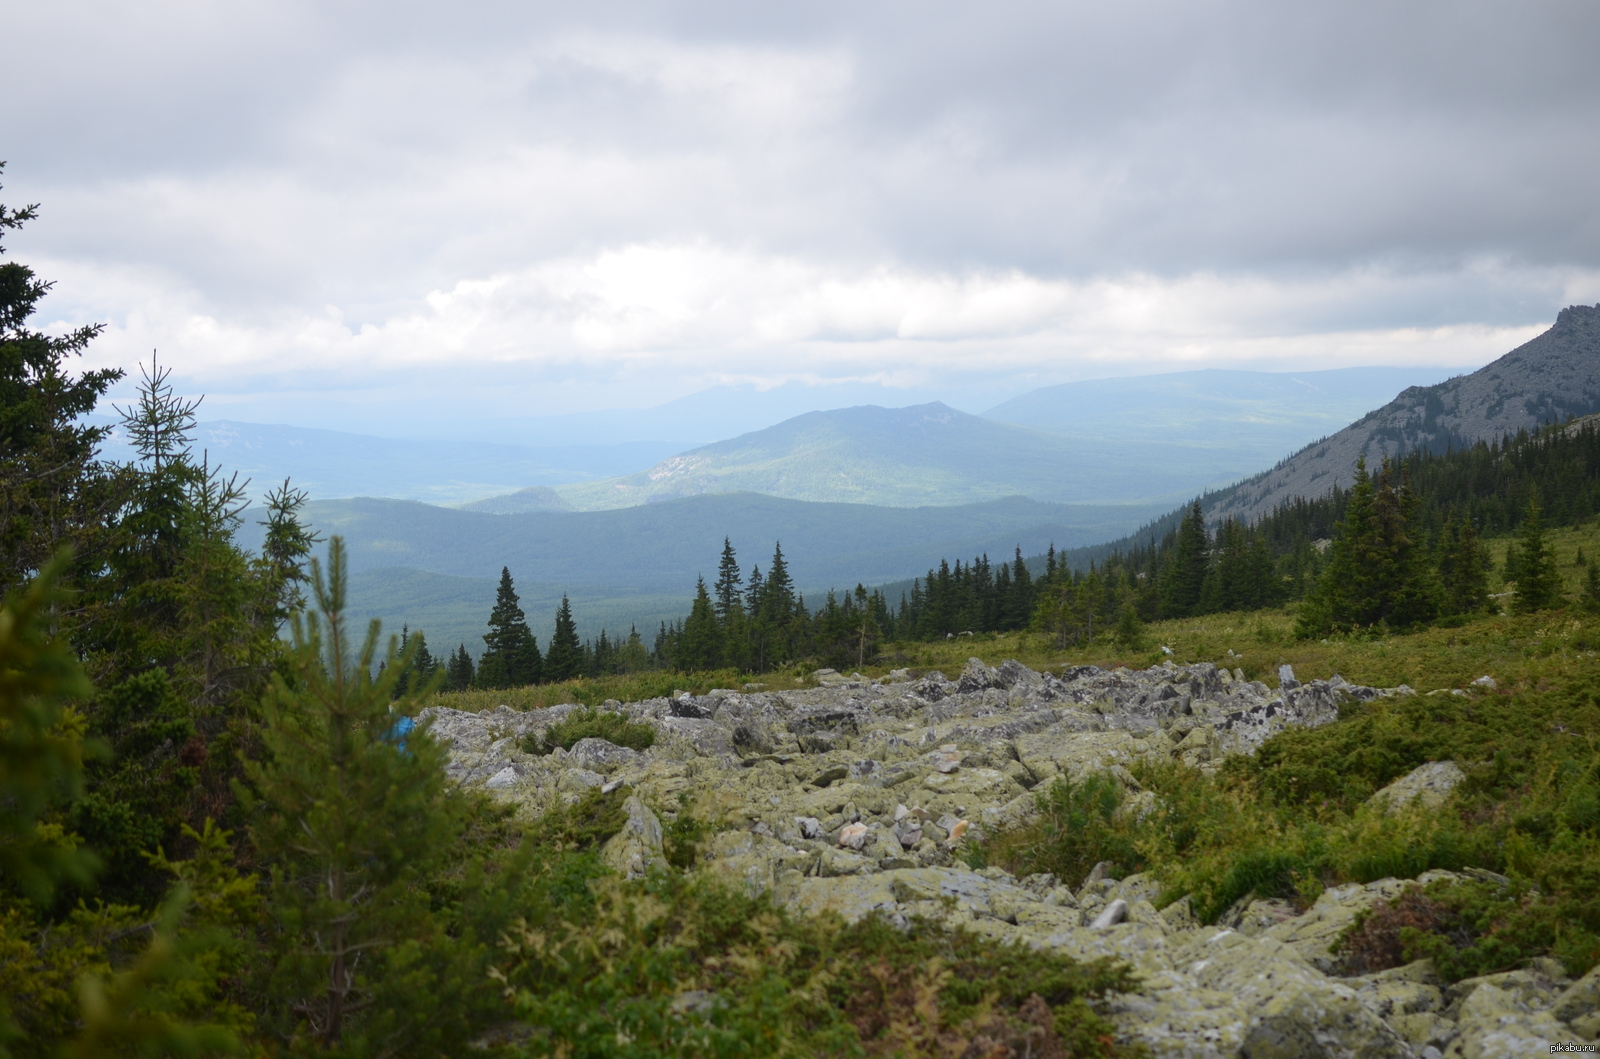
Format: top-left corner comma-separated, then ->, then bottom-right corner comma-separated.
422,659 -> 1600,1058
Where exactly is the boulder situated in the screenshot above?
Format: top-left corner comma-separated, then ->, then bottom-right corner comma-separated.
601,796 -> 664,879
1369,761 -> 1466,813
1448,982 -> 1567,1058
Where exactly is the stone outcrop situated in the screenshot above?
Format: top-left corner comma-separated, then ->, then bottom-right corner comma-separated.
419,659 -> 1595,1056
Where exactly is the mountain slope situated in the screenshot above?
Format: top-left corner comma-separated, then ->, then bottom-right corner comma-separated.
1209,304 -> 1600,523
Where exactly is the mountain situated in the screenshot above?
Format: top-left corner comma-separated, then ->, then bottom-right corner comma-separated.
89,418 -> 688,505
459,487 -> 574,514
1208,304 -> 1600,523
543,367 -> 1464,512
553,404 -> 1189,510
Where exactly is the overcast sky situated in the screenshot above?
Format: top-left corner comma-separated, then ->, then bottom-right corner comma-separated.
4,0 -> 1599,437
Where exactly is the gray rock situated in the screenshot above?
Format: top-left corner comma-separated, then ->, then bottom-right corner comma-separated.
1278,663 -> 1299,691
568,737 -> 640,774
601,796 -> 664,879
1369,761 -> 1466,813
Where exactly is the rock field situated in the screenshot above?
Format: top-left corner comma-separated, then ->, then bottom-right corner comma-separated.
421,657 -> 1598,1058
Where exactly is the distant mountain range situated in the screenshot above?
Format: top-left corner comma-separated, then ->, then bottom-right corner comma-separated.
518,365 -> 1458,511
89,419 -> 687,505
551,403 -> 1185,509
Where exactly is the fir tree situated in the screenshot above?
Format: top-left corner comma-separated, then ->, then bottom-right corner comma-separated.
445,643 -> 475,691
1298,458 -> 1438,632
479,567 -> 541,689
677,577 -> 722,672
1511,491 -> 1562,614
544,594 -> 583,682
0,166 -> 125,601
1437,513 -> 1489,617
713,537 -> 743,624
1161,501 -> 1210,618
760,542 -> 795,622
1584,560 -> 1600,616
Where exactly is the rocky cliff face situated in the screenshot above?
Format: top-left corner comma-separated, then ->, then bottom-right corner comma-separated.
423,659 -> 1598,1058
1209,304 -> 1600,524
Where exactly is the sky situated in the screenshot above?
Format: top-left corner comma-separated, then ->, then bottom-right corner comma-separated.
4,0 -> 1599,440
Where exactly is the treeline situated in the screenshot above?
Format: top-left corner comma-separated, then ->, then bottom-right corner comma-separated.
415,570 -> 653,691
895,415 -> 1600,647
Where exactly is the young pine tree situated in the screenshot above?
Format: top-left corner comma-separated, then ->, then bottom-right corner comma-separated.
1511,491 -> 1563,614
543,594 -> 583,683
242,537 -> 469,1049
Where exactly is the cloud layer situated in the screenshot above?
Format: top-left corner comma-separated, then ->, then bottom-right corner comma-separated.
5,0 -> 1598,429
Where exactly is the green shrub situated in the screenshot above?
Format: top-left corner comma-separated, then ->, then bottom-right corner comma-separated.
521,706 -> 657,756
492,855 -> 1141,1058
988,773 -> 1144,888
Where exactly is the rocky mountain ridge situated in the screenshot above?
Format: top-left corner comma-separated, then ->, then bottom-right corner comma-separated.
1209,304 -> 1600,525
422,658 -> 1599,1057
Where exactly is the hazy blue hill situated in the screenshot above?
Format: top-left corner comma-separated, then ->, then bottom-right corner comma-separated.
273,492 -> 1168,589
982,365 -> 1458,471
254,491 -> 1171,654
553,403 -> 1223,511
459,486 -> 575,513
89,417 -> 689,505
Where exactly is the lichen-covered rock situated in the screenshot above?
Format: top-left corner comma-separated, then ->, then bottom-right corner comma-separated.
1177,931 -> 1412,1058
601,796 -> 664,879
1446,982 -> 1568,1058
1369,761 -> 1466,813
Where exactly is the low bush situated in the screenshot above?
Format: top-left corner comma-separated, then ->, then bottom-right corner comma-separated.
493,853 -> 1141,1058
521,706 -> 657,756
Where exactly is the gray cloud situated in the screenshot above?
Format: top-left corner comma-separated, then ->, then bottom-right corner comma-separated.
3,0 -> 1597,427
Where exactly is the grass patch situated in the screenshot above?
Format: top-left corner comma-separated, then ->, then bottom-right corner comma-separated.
520,705 -> 658,756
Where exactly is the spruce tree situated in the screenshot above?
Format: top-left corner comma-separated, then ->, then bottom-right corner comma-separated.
677,577 -> 722,672
713,537 -> 742,624
1438,514 -> 1489,617
0,166 -> 125,601
445,644 -> 475,691
479,567 -> 540,689
1511,491 -> 1562,614
1161,501 -> 1209,618
243,537 -> 467,1047
544,594 -> 583,682
1584,560 -> 1600,615
761,542 -> 795,622
1299,458 -> 1438,632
